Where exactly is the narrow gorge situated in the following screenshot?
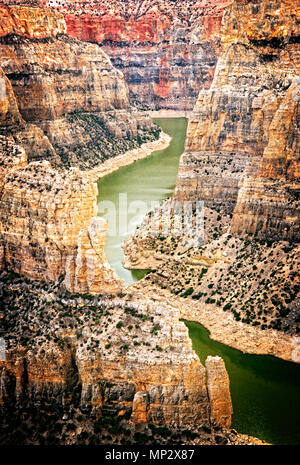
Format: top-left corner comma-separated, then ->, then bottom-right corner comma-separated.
0,0 -> 299,448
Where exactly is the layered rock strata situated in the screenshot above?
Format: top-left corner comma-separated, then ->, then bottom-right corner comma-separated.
205,356 -> 232,428
124,0 -> 300,354
126,0 -> 300,254
0,4 -> 237,444
0,6 -> 160,170
0,143 -> 123,293
37,0 -> 233,111
180,0 -> 300,239
0,275 -> 234,443
0,6 -> 161,291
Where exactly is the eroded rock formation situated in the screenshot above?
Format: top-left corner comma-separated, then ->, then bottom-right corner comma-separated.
0,143 -> 123,292
0,5 -> 159,291
205,356 -> 232,428
0,276 -> 234,443
124,0 -> 300,355
0,4 -> 237,445
39,0 -> 232,111
0,5 -> 159,170
181,0 -> 299,239
0,3 -> 66,38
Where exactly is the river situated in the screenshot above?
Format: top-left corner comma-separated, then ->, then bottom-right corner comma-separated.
97,117 -> 300,445
97,118 -> 188,285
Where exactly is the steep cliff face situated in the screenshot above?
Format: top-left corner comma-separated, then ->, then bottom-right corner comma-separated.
0,276 -> 234,444
123,0 -> 300,350
205,356 -> 232,428
39,0 -> 232,111
124,0 -> 299,271
231,78 -> 300,241
0,141 -> 123,293
180,0 -> 299,239
228,0 -> 300,241
0,6 -> 159,170
0,5 -> 237,444
0,6 -> 160,290
0,4 -> 66,38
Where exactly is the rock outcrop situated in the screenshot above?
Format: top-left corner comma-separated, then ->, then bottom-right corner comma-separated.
0,144 -> 123,293
123,0 -> 300,354
180,0 -> 299,239
126,0 -> 299,254
0,3 -> 66,38
0,6 -> 159,170
0,5 -> 160,291
0,277 -> 234,443
39,0 -> 233,111
205,356 -> 232,428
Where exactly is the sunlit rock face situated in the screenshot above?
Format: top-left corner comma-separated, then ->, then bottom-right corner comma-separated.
0,4 -> 236,442
122,1 -> 300,345
0,5 -> 157,291
0,5 -> 158,169
176,0 -> 299,240
0,286 -> 233,436
30,0 -> 232,111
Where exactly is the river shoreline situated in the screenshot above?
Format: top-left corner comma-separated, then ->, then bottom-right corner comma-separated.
88,131 -> 171,182
93,117 -> 297,364
92,116 -> 297,364
129,283 -> 298,363
148,110 -> 191,118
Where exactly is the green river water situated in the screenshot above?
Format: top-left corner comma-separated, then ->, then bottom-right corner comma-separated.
97,118 -> 300,445
97,118 -> 188,285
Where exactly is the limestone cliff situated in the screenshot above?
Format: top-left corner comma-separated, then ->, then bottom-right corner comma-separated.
205,356 -> 232,428
0,5 -> 160,291
0,141 -> 123,293
0,3 -> 66,38
180,0 -> 299,239
0,275 -> 236,444
123,0 -> 300,353
39,0 -> 232,111
0,5 -> 160,170
0,5 -> 237,446
125,0 -> 299,257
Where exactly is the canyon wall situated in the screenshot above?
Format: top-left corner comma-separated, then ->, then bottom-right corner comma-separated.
123,0 -> 300,350
0,6 -> 235,442
0,138 -> 124,293
0,277 -> 233,442
0,5 -> 159,291
0,3 -> 66,38
0,5 -> 158,170
123,0 -> 299,276
36,0 -> 233,111
176,0 -> 299,240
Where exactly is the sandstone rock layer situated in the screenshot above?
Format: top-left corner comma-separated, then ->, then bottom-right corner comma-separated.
177,0 -> 300,240
41,0 -> 233,111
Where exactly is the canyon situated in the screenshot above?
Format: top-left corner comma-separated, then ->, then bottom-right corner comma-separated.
0,4 -> 162,292
8,0 -> 233,112
0,3 -> 242,446
0,0 -> 299,447
124,0 -> 300,358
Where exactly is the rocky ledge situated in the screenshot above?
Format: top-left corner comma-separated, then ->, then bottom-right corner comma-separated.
123,0 -> 300,359
38,0 -> 233,111
0,271 -> 241,445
